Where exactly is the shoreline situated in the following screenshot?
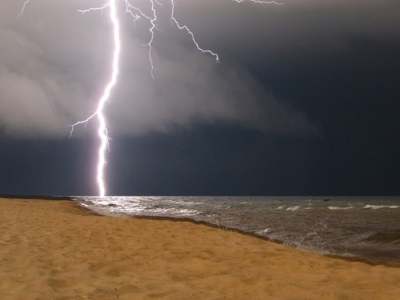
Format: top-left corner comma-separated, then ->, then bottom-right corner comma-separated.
3,194 -> 399,267
1,197 -> 400,299
132,215 -> 400,269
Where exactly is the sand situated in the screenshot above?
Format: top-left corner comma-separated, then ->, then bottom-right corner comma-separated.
0,197 -> 399,300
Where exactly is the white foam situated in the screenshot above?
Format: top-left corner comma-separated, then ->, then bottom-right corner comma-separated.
146,208 -> 198,216
276,206 -> 284,210
286,206 -> 300,211
328,206 -> 353,210
364,205 -> 399,210
256,228 -> 272,235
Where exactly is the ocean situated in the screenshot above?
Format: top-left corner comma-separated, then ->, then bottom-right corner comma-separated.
73,196 -> 400,265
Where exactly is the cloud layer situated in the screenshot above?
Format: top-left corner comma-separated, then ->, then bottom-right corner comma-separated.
2,0 -> 398,139
0,0 -> 324,139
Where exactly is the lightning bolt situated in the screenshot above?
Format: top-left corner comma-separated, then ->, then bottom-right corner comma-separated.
17,0 -> 31,19
68,0 -> 121,197
170,1 -> 219,62
124,0 -> 161,79
70,0 -> 220,196
18,0 -> 281,196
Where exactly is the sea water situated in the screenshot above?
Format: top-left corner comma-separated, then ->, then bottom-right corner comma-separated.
73,196 -> 400,265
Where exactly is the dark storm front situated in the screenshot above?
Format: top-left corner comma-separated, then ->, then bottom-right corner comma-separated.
75,196 -> 400,265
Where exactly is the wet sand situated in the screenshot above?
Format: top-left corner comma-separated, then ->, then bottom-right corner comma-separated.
1,197 -> 399,299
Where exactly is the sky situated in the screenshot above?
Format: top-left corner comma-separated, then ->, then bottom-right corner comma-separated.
0,0 -> 399,196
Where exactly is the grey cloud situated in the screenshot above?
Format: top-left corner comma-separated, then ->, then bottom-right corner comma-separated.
0,0 -> 347,138
109,46 -> 318,136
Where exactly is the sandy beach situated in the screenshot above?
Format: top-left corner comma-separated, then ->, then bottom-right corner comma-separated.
1,197 -> 399,299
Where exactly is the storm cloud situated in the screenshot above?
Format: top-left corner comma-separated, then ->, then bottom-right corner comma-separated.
0,0 -> 325,138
